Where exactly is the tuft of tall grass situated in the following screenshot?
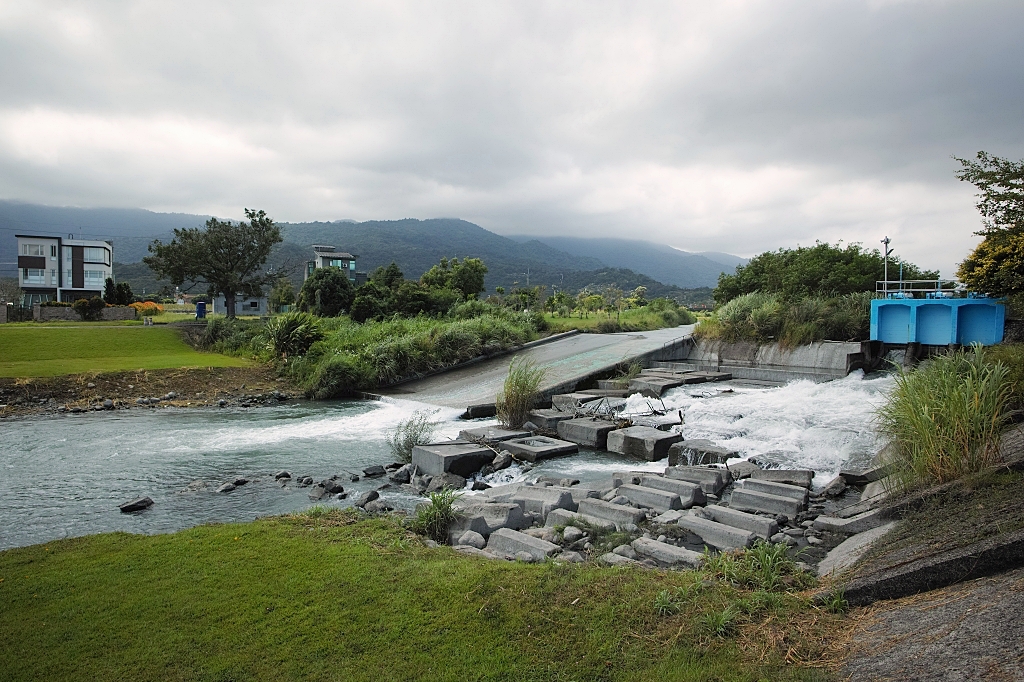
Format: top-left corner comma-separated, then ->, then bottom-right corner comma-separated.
877,346 -> 1014,492
385,410 -> 441,463
496,357 -> 546,428
411,489 -> 461,544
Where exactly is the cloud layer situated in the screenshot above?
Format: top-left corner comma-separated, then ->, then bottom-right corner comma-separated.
2,1 -> 1023,274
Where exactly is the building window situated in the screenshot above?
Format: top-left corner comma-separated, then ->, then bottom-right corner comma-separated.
349,261 -> 356,270
51,269 -> 56,283
50,245 -> 57,258
249,301 -> 259,309
22,244 -> 44,256
307,262 -> 315,276
66,270 -> 72,286
83,247 -> 109,264
23,268 -> 45,284
84,270 -> 105,286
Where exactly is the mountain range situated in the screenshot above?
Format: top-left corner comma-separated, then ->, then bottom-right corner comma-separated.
0,202 -> 742,301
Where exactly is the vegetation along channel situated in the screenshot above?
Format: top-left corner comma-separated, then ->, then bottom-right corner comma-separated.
4,150 -> 1024,680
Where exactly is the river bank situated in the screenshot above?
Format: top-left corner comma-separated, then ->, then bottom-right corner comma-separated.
0,365 -> 304,419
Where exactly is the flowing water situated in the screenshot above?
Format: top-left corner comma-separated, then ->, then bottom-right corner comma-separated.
0,370 -> 893,550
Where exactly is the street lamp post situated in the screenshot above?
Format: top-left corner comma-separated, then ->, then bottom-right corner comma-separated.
881,236 -> 893,296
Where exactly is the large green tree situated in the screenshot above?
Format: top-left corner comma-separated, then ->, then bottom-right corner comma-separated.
956,152 -> 1024,297
713,241 -> 936,305
297,267 -> 354,317
144,209 -> 282,318
420,257 -> 487,300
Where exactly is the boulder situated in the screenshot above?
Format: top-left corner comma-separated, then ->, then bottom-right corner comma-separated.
556,551 -> 585,563
274,470 -> 291,480
562,526 -> 584,543
491,451 -> 513,470
481,482 -> 530,502
308,484 -> 328,500
606,426 -> 682,461
412,442 -> 495,478
388,463 -> 416,484
613,544 -> 639,559
324,479 -> 345,495
726,460 -> 762,479
599,552 -> 642,567
354,490 -> 380,508
216,482 -> 237,493
118,497 -> 153,513
631,538 -> 704,568
425,472 -> 467,493
362,465 -> 386,478
486,528 -> 561,561
556,418 -> 618,449
668,440 -> 736,466
363,498 -> 391,513
457,530 -> 487,549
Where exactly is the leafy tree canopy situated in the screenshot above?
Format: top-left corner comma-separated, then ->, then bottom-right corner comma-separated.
298,266 -> 354,317
369,262 -> 405,289
144,208 -> 282,318
420,257 -> 487,300
956,152 -> 1024,297
714,241 -> 936,305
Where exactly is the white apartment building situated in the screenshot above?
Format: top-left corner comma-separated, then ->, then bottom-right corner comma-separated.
16,234 -> 114,305
305,245 -> 367,285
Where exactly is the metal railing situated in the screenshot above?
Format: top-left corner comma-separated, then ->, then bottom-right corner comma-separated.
876,279 -> 963,299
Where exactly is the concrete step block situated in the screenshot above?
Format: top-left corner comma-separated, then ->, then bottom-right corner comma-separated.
544,507 -> 615,530
702,505 -> 779,539
812,508 -> 887,535
458,426 -> 531,444
579,388 -> 629,398
749,469 -> 814,488
485,528 -> 561,561
556,418 -> 619,448
509,487 -> 578,519
668,439 -> 737,466
412,442 -> 496,478
527,408 -> 574,430
606,425 -> 682,461
678,515 -> 757,550
638,475 -> 706,508
551,393 -> 601,411
631,537 -> 704,568
740,479 -> 809,504
729,489 -> 803,517
627,376 -> 685,397
839,464 -> 893,487
817,522 -> 897,577
448,502 -> 529,539
500,435 -> 578,462
599,552 -> 644,567
664,466 -> 729,495
618,483 -> 682,512
577,498 -> 645,527
480,482 -> 530,503
596,379 -> 628,390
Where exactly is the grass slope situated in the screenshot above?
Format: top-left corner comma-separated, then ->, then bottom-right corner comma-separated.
0,325 -> 249,377
0,512 -> 833,682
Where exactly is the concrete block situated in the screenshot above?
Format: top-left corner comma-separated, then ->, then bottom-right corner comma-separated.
453,546 -> 501,560
678,516 -> 757,550
412,442 -> 495,478
729,489 -> 803,517
579,388 -> 629,398
551,393 -> 601,411
448,502 -> 528,538
664,466 -> 728,495
577,498 -> 645,527
607,426 -> 682,461
596,379 -> 628,390
668,439 -> 736,466
627,376 -> 685,397
499,436 -> 578,462
740,479 -> 809,505
463,403 -> 496,418
631,537 -> 704,568
550,486 -> 600,505
544,507 -> 615,530
861,477 -> 893,503
812,508 -> 887,535
639,475 -> 706,508
599,552 -> 643,567
458,426 -> 531,443
817,522 -> 897,577
749,469 -> 814,488
510,487 -> 577,518
556,418 -> 618,448
839,464 -> 892,487
652,509 -> 685,524
702,505 -> 779,540
527,408 -> 573,430
480,482 -> 530,503
486,528 -> 561,561
691,371 -> 732,381
618,483 -> 682,512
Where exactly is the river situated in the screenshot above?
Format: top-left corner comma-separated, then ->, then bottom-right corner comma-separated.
0,370 -> 893,550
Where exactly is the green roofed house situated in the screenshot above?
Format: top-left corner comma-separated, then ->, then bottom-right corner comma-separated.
305,245 -> 367,286
16,234 -> 114,305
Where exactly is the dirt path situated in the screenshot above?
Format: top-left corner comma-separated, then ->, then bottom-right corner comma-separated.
843,566 -> 1024,681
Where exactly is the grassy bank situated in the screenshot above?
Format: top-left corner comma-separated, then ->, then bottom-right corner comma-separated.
544,303 -> 695,334
0,510 -> 838,681
0,326 -> 249,377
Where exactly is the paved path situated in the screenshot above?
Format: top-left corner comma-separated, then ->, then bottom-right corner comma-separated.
378,325 -> 694,409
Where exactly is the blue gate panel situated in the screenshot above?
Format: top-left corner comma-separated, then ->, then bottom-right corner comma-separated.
917,304 -> 952,345
877,304 -> 911,344
957,304 -> 1000,346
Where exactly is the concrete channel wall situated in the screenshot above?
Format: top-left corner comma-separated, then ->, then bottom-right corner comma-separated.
661,339 -> 866,383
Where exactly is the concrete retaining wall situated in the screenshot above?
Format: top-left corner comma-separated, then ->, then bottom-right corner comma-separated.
101,307 -> 137,321
657,339 -> 864,383
0,304 -> 6,324
32,305 -> 137,322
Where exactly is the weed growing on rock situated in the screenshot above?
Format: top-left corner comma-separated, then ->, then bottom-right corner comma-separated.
385,409 -> 441,463
496,357 -> 545,428
411,489 -> 461,544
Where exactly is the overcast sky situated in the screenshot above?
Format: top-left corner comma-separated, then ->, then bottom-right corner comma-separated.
1,1 -> 1022,275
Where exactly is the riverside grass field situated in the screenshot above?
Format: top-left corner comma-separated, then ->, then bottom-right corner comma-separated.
0,509 -> 838,682
0,325 -> 250,377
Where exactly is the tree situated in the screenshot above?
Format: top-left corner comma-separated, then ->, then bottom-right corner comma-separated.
369,262 -> 404,289
297,267 -> 354,317
714,241 -> 937,305
420,256 -> 488,299
955,152 -> 1024,297
103,278 -> 117,305
115,281 -> 134,305
144,208 -> 282,318
269,277 -> 296,313
0,277 -> 21,304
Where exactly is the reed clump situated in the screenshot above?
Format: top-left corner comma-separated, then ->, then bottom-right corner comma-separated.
877,346 -> 1014,492
385,410 -> 440,463
496,357 -> 545,428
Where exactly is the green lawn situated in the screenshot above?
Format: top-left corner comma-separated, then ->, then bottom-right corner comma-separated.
0,325 -> 249,377
0,511 -> 833,681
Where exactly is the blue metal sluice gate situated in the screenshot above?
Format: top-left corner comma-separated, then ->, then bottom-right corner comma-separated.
870,280 -> 1005,346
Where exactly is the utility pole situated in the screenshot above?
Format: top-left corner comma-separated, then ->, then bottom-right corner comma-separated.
881,236 -> 893,296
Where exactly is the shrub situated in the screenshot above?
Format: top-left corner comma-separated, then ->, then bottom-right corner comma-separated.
72,296 -> 106,321
297,267 -> 355,317
496,357 -> 545,428
258,312 -> 324,358
411,489 -> 461,544
129,301 -> 164,317
877,346 -> 1013,492
385,410 -> 441,463
306,354 -> 374,399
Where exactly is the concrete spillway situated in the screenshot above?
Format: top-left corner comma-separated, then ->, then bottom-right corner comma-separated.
376,325 -> 695,410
